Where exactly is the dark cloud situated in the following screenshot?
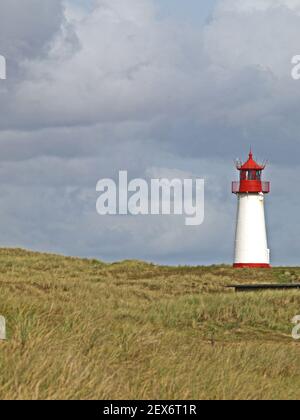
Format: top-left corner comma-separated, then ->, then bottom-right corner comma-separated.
0,0 -> 64,59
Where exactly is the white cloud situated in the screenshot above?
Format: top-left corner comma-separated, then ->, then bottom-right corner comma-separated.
3,0 -> 201,130
206,0 -> 300,77
216,0 -> 300,14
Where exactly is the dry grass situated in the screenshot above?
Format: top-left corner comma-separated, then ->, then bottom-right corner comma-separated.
0,248 -> 299,400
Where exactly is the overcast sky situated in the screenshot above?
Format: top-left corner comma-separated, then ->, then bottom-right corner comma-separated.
0,0 -> 300,265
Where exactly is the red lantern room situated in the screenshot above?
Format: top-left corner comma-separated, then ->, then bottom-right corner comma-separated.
232,151 -> 270,194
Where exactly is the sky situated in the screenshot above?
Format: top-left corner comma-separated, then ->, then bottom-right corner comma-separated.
0,0 -> 300,265
73,0 -> 217,23
155,0 -> 217,24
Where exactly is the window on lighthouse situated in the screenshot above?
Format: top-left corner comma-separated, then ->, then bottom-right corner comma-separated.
242,170 -> 262,181
249,171 -> 256,180
241,171 -> 247,181
240,170 -> 262,181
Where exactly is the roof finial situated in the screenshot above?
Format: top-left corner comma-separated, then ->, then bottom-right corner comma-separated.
249,146 -> 253,159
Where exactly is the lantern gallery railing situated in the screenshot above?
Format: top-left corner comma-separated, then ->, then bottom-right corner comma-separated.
232,181 -> 270,194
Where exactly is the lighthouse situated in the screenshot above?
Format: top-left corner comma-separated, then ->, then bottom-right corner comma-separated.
232,150 -> 271,268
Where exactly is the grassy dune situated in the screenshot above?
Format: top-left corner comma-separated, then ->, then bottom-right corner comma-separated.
0,248 -> 299,400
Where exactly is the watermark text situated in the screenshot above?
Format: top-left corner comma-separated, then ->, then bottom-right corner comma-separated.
291,55 -> 300,80
292,315 -> 300,340
0,316 -> 6,340
96,171 -> 205,226
0,55 -> 6,80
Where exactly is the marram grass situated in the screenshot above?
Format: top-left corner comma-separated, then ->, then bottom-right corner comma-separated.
0,248 -> 299,400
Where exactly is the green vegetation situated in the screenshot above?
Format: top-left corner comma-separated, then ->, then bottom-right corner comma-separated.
0,248 -> 299,400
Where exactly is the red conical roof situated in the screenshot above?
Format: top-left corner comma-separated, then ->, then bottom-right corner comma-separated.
237,150 -> 265,171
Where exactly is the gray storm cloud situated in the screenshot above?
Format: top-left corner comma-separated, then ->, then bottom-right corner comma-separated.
0,0 -> 64,59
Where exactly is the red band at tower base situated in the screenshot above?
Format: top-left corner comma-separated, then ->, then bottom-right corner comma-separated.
233,263 -> 271,269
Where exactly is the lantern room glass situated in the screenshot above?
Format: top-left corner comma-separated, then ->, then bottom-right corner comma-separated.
240,170 -> 262,181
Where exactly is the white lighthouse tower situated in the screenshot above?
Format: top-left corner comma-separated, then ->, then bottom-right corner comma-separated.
232,150 -> 271,268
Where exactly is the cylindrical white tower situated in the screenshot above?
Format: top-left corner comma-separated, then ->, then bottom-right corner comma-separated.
232,151 -> 271,268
